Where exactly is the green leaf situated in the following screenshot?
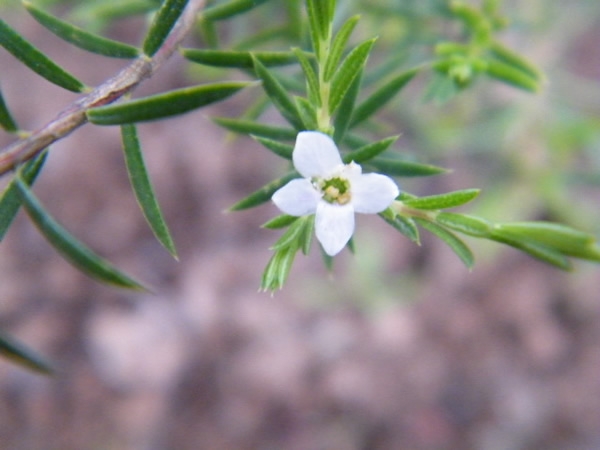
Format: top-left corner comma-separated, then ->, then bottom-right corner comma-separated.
198,17 -> 219,48
0,88 -> 18,132
262,214 -> 298,229
301,214 -> 315,255
342,136 -> 399,164
88,81 -> 251,124
350,67 -> 419,127
323,15 -> 360,81
422,70 -> 459,104
306,0 -> 332,49
252,135 -> 294,159
329,38 -> 376,115
121,125 -> 177,258
229,171 -> 298,211
380,211 -> 420,244
0,331 -> 54,375
294,96 -> 317,130
489,231 -> 571,270
212,116 -> 297,140
143,0 -> 188,56
484,59 -> 539,92
24,1 -> 140,58
404,189 -> 480,210
292,47 -> 320,106
15,177 -> 147,290
333,66 -> 363,144
271,217 -> 306,250
0,19 -> 86,93
368,157 -> 448,177
0,152 -> 47,242
202,0 -> 270,21
435,212 -> 492,238
416,218 -> 474,269
489,41 -> 544,82
183,48 -> 298,68
70,0 -> 158,24
252,56 -> 303,130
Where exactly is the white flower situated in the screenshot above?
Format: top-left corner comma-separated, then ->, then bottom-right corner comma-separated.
272,131 -> 399,256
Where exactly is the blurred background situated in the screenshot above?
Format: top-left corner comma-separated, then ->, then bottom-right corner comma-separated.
1,1 -> 599,448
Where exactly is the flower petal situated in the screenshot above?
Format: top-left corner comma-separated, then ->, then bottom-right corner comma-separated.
272,178 -> 321,216
293,131 -> 343,178
351,173 -> 399,214
315,202 -> 355,256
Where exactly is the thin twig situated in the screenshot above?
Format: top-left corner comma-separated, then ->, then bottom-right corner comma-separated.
0,0 -> 205,176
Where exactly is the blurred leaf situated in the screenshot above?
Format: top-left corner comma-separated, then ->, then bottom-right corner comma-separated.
323,15 -> 360,81
329,38 -> 376,115
229,171 -> 298,211
294,96 -> 318,130
422,71 -> 459,104
435,212 -> 492,238
143,0 -> 188,56
183,48 -> 298,68
489,41 -> 544,82
15,177 -> 147,290
380,211 -> 420,244
0,152 -> 47,242
350,67 -> 419,127
252,135 -> 293,159
333,66 -> 363,144
88,81 -> 251,124
121,124 -> 177,258
342,135 -> 399,164
70,0 -> 158,26
24,2 -> 140,58
198,17 -> 219,48
0,18 -> 86,92
485,59 -> 539,92
368,157 -> 448,177
212,116 -> 297,140
261,214 -> 298,229
293,47 -> 320,106
416,218 -> 474,269
202,0 -> 270,21
0,88 -> 18,132
252,56 -> 303,130
0,331 -> 54,375
404,189 -> 480,210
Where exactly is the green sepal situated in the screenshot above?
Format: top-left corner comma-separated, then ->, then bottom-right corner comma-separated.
380,210 -> 420,244
294,96 -> 318,130
403,189 -> 480,210
87,81 -> 251,124
121,124 -> 177,258
368,157 -> 448,177
261,214 -> 298,229
484,59 -> 539,92
323,15 -> 360,81
0,88 -> 18,132
14,177 -> 148,290
333,66 -> 363,144
252,56 -> 304,130
292,47 -> 320,106
202,0 -> 270,21
211,116 -> 297,140
183,48 -> 298,68
0,18 -> 86,93
0,151 -> 47,242
0,331 -> 54,375
228,171 -> 298,211
24,1 -> 140,58
435,212 -> 492,238
329,38 -> 377,115
252,135 -> 294,160
416,218 -> 474,269
350,67 -> 419,127
342,136 -> 399,164
143,0 -> 189,56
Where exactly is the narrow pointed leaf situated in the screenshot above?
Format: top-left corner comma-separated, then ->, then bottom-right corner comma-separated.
350,67 -> 419,127
404,189 -> 480,210
380,211 -> 420,244
24,2 -> 140,58
435,212 -> 492,238
271,217 -> 306,251
333,66 -> 363,144
183,48 -> 297,68
0,88 -> 18,132
301,215 -> 315,255
369,157 -> 448,177
0,331 -> 54,375
202,0 -> 270,21
416,218 -> 474,269
229,171 -> 298,211
489,41 -> 544,82
121,125 -> 177,258
262,214 -> 298,229
490,231 -> 571,270
88,82 -> 251,124
212,117 -> 297,140
0,19 -> 86,93
252,56 -> 303,130
0,152 -> 47,241
485,59 -> 539,92
292,47 -> 320,106
294,96 -> 318,130
329,38 -> 377,114
306,0 -> 332,42
252,135 -> 294,159
342,135 -> 399,164
70,0 -> 158,24
15,178 -> 147,290
323,15 -> 360,81
143,0 -> 189,56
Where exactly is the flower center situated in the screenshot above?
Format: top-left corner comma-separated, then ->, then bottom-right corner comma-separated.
317,176 -> 352,205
